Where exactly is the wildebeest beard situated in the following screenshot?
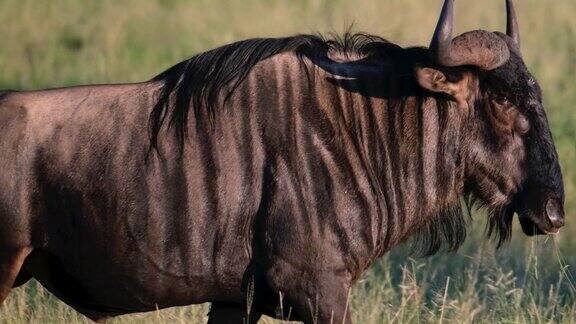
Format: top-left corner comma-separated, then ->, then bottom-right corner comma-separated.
148,32 -> 512,257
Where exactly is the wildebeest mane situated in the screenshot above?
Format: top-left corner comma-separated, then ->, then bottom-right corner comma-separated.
148,32 -> 400,152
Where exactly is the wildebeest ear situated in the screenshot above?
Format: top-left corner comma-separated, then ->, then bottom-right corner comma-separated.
415,67 -> 469,107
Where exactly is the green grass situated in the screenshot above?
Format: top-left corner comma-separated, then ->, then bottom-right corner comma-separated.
0,0 -> 575,323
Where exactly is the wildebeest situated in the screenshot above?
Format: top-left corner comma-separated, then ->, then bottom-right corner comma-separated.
0,0 -> 565,322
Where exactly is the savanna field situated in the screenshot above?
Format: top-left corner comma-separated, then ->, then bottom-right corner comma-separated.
0,0 -> 575,322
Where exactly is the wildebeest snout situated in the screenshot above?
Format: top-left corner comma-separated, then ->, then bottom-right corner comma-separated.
546,199 -> 565,229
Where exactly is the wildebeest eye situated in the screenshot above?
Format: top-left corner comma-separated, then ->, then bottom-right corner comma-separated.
494,96 -> 511,106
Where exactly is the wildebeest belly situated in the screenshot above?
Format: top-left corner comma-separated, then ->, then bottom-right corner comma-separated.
25,150 -> 257,313
27,145 -> 257,311
24,227 -> 250,313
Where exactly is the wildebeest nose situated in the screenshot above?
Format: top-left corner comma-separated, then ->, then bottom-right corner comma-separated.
546,199 -> 565,228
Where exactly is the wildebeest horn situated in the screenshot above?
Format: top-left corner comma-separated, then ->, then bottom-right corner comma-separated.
429,0 -> 510,71
506,0 -> 521,48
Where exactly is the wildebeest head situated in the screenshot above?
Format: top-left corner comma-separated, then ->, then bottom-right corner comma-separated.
415,0 -> 565,243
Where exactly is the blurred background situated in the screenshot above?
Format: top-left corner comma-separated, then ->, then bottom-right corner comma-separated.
0,0 -> 574,323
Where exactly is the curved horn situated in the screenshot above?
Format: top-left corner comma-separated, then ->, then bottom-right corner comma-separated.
429,0 -> 511,70
506,0 -> 521,48
429,0 -> 455,66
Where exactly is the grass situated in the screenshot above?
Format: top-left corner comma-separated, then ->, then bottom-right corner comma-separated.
0,0 -> 575,323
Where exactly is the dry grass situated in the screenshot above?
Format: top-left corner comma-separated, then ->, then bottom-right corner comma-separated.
0,0 -> 575,323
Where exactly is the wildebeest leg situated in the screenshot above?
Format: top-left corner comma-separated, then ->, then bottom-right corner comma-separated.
207,302 -> 262,324
0,247 -> 31,303
267,268 -> 352,324
24,250 -> 113,323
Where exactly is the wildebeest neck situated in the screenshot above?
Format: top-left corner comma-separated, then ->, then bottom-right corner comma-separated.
149,34 -> 471,260
312,55 -> 469,255
217,51 -> 471,258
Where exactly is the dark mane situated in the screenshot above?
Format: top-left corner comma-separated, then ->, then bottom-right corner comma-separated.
148,32 -> 396,152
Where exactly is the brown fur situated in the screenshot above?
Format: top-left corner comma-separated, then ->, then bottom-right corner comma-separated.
0,29 -> 564,324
